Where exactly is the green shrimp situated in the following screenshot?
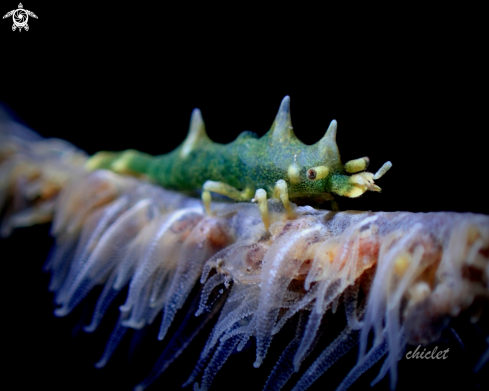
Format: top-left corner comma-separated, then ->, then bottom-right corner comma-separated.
87,97 -> 392,229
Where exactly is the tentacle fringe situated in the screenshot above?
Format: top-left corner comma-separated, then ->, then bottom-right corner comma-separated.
2,118 -> 489,390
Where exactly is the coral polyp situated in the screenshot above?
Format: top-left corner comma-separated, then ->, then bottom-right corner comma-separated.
0,106 -> 488,390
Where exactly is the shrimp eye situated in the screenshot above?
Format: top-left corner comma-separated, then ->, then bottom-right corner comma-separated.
306,165 -> 329,181
307,169 -> 317,180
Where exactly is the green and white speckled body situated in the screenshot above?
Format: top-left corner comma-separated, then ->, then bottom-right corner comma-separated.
87,97 -> 391,210
149,129 -> 346,202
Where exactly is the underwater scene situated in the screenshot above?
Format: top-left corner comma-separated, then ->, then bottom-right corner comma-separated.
1,98 -> 488,391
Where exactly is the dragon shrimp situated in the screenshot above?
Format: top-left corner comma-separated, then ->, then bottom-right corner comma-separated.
87,96 -> 392,229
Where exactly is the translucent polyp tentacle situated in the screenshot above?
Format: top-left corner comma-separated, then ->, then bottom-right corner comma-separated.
201,284 -> 260,359
294,215 -> 380,370
335,328 -> 388,391
52,196 -> 130,299
94,317 -> 129,369
135,286 -> 226,391
83,269 -> 120,333
263,313 -> 312,391
270,284 -> 319,335
193,334 -> 241,391
44,230 -> 83,292
199,239 -> 262,286
185,285 -> 260,388
291,326 -> 360,391
158,216 -> 232,341
370,327 -> 407,388
358,224 -> 423,361
254,224 -> 324,368
84,207 -> 177,332
52,170 -> 121,236
119,207 -> 203,329
54,199 -> 156,317
196,273 -> 226,316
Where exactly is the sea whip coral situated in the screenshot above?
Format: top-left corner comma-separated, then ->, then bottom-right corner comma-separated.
1,112 -> 488,391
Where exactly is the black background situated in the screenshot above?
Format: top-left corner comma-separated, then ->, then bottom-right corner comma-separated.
0,3 -> 487,391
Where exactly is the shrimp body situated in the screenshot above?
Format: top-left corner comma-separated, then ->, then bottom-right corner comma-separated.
87,97 -> 391,227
